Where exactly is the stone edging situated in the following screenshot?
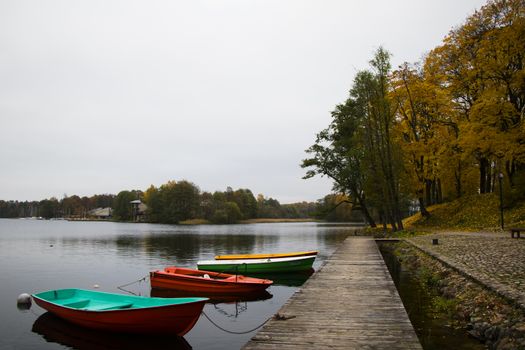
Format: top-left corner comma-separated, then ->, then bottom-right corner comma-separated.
404,238 -> 525,312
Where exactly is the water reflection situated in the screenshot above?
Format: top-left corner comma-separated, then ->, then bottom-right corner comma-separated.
254,269 -> 315,287
211,301 -> 252,319
58,232 -> 284,263
139,233 -> 275,261
32,312 -> 192,350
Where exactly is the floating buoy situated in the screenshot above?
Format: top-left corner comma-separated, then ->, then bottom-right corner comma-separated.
93,284 -> 99,289
17,293 -> 32,310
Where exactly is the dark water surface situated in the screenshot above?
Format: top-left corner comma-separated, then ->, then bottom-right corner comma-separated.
0,219 -> 355,350
378,242 -> 485,350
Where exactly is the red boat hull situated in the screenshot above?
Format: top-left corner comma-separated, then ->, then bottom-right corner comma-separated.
33,297 -> 205,335
150,267 -> 273,295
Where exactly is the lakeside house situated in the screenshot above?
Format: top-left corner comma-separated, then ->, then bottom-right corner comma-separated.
87,207 -> 113,220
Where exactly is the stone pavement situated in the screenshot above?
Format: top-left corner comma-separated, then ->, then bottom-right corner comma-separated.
406,232 -> 525,310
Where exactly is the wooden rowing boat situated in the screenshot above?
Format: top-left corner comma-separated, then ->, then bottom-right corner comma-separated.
197,255 -> 316,274
214,250 -> 318,260
32,288 -> 207,335
150,266 -> 273,295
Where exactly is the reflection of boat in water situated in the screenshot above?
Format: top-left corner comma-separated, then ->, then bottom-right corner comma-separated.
150,288 -> 273,304
32,312 -> 192,350
254,269 -> 315,287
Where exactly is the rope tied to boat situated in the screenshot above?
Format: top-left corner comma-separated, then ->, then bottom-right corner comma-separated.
117,274 -> 149,295
205,262 -> 249,279
201,310 -> 271,335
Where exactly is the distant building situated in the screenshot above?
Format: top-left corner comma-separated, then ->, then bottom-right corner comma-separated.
130,200 -> 148,221
88,207 -> 112,220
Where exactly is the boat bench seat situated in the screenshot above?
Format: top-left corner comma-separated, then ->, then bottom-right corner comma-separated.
86,302 -> 134,311
61,298 -> 90,308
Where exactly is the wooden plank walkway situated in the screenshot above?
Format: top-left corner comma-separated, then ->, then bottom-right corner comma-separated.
243,237 -> 422,349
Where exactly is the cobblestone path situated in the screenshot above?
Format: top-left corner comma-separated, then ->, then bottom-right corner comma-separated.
407,232 -> 525,310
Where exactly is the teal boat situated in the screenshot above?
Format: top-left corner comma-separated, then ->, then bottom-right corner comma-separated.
32,288 -> 207,335
197,255 -> 316,274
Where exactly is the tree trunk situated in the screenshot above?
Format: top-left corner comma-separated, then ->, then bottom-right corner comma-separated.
431,179 -> 437,205
505,159 -> 515,187
437,178 -> 443,204
355,192 -> 376,228
361,205 -> 376,228
387,210 -> 397,232
425,179 -> 432,204
418,197 -> 431,217
486,162 -> 493,193
378,209 -> 387,230
480,157 -> 488,193
455,161 -> 462,198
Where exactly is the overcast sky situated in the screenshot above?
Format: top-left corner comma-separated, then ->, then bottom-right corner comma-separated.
1,0 -> 487,203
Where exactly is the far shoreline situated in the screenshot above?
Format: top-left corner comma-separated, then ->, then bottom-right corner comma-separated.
16,217 -> 321,225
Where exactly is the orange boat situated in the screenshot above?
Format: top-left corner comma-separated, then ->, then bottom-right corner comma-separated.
32,289 -> 207,335
150,266 -> 273,295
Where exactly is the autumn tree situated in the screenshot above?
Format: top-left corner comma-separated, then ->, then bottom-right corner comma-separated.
390,63 -> 459,214
428,0 -> 525,195
304,48 -> 407,230
38,197 -> 60,219
113,190 -> 141,221
147,180 -> 200,223
256,194 -> 282,218
61,195 -> 85,217
302,96 -> 376,226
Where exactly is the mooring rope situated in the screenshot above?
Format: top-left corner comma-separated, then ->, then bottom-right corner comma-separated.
209,262 -> 248,278
117,275 -> 149,295
201,310 -> 270,335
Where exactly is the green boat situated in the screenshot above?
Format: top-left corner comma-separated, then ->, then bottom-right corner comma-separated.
197,255 -> 316,274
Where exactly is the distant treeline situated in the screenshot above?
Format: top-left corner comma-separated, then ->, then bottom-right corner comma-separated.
112,181 -> 350,224
0,194 -> 114,219
0,181 -> 356,223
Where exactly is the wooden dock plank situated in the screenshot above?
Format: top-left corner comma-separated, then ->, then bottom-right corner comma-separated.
242,237 -> 422,349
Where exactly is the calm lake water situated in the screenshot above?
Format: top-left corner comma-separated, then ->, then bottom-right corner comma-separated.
0,219 -> 355,350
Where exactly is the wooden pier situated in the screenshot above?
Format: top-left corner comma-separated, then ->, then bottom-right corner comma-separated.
243,237 -> 421,349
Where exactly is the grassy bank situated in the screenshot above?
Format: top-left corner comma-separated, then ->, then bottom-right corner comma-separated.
404,194 -> 525,231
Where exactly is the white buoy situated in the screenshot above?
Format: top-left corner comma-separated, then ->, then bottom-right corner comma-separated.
93,284 -> 99,289
17,293 -> 32,310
